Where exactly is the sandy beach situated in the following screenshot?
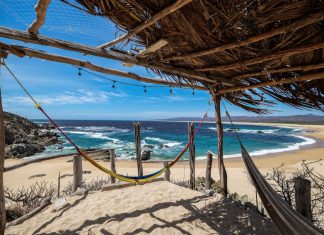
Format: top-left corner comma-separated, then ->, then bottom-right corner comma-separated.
4,123 -> 324,202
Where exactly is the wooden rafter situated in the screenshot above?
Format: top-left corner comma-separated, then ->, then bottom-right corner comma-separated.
0,27 -> 236,86
27,0 -> 51,35
197,41 -> 324,72
0,41 -> 208,91
219,72 -> 324,94
232,63 -> 324,80
163,12 -> 324,61
98,0 -> 192,49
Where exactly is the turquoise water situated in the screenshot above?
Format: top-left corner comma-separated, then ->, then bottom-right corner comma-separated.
33,120 -> 315,160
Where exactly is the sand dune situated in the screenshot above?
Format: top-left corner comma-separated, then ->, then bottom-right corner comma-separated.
6,181 -> 279,235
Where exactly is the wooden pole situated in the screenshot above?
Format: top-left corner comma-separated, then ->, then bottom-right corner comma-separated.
99,0 -> 192,48
110,149 -> 116,184
219,71 -> 324,94
134,122 -> 143,177
0,41 -> 207,91
188,122 -> 195,190
212,91 -> 228,196
294,177 -> 312,221
205,152 -> 213,190
72,154 -> 83,192
163,162 -> 170,182
0,28 -> 233,85
57,171 -> 60,198
0,85 -> 6,235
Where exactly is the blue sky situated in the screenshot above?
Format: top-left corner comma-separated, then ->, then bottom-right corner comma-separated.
0,0 -> 323,120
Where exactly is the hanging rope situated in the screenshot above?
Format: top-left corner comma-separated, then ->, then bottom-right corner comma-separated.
221,100 -> 323,234
3,62 -> 210,183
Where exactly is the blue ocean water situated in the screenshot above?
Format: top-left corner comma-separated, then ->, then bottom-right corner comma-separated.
33,120 -> 315,160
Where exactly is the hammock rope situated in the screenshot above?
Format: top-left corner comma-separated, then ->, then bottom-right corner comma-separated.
4,62 -> 210,183
222,100 -> 324,234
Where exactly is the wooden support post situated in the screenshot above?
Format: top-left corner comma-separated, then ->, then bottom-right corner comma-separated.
295,177 -> 312,221
188,122 -> 195,190
110,149 -> 116,184
163,162 -> 170,181
0,85 -> 6,234
134,122 -> 143,177
57,171 -> 60,198
72,154 -> 83,192
212,92 -> 228,196
205,152 -> 213,190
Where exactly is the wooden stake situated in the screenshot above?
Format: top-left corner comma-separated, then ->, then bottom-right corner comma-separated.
164,12 -> 324,61
134,122 -> 143,177
27,0 -> 51,35
211,91 -> 228,196
72,154 -> 83,192
163,162 -> 170,182
110,149 -> 116,184
57,171 -> 60,198
295,177 -> 312,221
205,151 -> 213,190
98,0 -> 192,48
0,86 -> 6,235
219,71 -> 324,94
188,122 -> 195,190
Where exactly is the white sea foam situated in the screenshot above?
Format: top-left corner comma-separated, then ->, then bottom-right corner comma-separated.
144,137 -> 182,148
196,134 -> 316,160
65,130 -> 120,142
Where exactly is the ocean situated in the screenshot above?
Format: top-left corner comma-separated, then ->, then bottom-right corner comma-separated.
33,120 -> 315,160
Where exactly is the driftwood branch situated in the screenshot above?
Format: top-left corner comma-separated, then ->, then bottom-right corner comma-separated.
163,12 -> 324,61
99,0 -> 192,48
0,41 -> 208,91
197,41 -> 324,72
219,72 -> 324,94
0,27 -> 232,85
6,196 -> 51,228
27,0 -> 51,35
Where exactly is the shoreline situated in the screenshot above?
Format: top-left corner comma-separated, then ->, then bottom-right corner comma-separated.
4,123 -> 324,200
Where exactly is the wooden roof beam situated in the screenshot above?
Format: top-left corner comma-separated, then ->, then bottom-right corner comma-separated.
0,41 -> 207,91
123,38 -> 168,67
232,63 -> 324,80
163,12 -> 324,61
197,41 -> 324,72
27,0 -> 51,35
0,27 -> 236,86
98,0 -> 192,49
219,72 -> 324,94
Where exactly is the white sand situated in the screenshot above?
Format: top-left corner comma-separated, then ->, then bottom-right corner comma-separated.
5,181 -> 279,235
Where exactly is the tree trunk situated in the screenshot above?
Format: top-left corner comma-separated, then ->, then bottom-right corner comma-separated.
134,122 -> 143,177
213,94 -> 228,196
188,122 -> 195,190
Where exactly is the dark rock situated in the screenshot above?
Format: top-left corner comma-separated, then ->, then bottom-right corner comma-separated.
143,144 -> 154,149
141,150 -> 152,160
4,112 -> 60,158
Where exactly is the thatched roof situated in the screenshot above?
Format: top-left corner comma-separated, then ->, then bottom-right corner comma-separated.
63,0 -> 323,113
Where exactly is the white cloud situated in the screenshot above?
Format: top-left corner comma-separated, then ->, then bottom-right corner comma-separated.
4,89 -> 126,106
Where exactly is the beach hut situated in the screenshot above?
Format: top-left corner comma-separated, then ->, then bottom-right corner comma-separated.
0,0 -> 323,234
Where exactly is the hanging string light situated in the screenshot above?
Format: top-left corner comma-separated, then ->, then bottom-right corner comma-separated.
78,68 -> 81,76
192,88 -> 195,95
112,80 -> 116,88
144,86 -> 147,93
169,85 -> 173,96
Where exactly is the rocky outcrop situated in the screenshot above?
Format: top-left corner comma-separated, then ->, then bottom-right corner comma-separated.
4,112 -> 61,158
